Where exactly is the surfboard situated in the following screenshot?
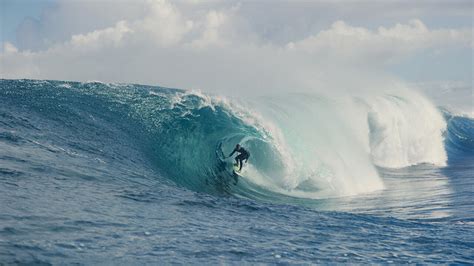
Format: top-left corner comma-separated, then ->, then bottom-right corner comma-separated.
231,164 -> 241,184
232,164 -> 241,175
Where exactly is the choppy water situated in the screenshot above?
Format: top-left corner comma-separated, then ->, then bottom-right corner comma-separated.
1,79 -> 473,264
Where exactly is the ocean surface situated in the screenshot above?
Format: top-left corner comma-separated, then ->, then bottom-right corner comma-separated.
1,79 -> 473,264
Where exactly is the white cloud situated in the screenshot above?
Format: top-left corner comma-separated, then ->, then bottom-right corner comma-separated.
3,42 -> 18,54
0,0 -> 472,95
191,10 -> 229,47
69,21 -> 132,51
13,0 -> 149,51
136,0 -> 194,46
287,19 -> 472,65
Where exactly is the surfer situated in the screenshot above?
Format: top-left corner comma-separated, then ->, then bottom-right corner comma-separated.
228,144 -> 250,172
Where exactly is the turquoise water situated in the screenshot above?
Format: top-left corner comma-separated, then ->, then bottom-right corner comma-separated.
1,79 -> 473,264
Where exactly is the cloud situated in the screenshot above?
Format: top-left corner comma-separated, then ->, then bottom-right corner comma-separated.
3,42 -> 18,54
68,21 -> 132,51
1,0 -> 472,95
287,19 -> 472,65
14,0 -> 149,51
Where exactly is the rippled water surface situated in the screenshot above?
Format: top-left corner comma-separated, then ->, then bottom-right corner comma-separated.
1,80 -> 473,264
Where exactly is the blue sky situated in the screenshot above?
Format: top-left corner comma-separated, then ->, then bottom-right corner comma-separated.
1,0 -> 55,46
1,0 -> 472,91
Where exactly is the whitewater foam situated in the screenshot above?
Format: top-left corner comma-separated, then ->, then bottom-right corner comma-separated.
366,89 -> 448,168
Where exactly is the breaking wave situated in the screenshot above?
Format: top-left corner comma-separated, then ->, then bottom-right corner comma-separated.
1,79 -> 471,201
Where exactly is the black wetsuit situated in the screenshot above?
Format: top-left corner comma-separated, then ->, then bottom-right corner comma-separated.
229,146 -> 250,171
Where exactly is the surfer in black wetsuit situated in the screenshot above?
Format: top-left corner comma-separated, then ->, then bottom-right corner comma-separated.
228,144 -> 250,172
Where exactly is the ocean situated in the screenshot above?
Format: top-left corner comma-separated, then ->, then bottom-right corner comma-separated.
1,79 -> 473,264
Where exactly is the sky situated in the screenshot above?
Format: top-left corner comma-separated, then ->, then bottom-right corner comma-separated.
0,0 -> 472,95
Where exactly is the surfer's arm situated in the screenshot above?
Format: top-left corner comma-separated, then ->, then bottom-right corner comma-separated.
228,148 -> 237,157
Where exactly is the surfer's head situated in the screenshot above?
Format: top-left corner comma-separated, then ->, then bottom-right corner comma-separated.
235,144 -> 240,149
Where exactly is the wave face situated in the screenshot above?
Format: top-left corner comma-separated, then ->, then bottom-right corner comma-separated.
445,114 -> 474,159
1,79 -> 471,201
